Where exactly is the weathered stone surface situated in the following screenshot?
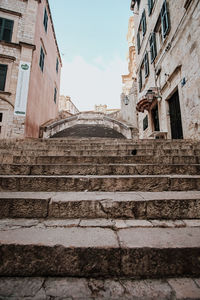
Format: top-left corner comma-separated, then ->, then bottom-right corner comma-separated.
168,278 -> 200,299
0,192 -> 50,218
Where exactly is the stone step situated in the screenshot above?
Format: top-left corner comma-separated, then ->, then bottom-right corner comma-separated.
2,155 -> 199,164
0,222 -> 200,278
0,276 -> 200,300
1,175 -> 200,192
1,163 -> 200,175
1,191 -> 200,219
1,149 -> 200,156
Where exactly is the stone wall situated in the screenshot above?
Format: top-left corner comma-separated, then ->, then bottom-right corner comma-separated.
131,0 -> 200,140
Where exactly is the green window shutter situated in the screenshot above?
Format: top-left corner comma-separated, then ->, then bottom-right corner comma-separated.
56,58 -> 59,73
0,18 -> 14,42
150,32 -> 157,63
54,87 -> 57,103
137,31 -> 141,54
139,69 -> 142,92
142,10 -> 146,36
0,64 -> 8,91
148,0 -> 154,15
39,47 -> 45,72
43,8 -> 48,32
161,0 -> 170,38
144,52 -> 149,77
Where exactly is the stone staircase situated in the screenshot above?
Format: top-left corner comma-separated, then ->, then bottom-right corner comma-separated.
0,138 -> 200,299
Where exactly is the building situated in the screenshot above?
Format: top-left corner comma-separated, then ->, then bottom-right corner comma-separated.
94,104 -> 120,115
121,16 -> 138,128
130,0 -> 200,139
59,95 -> 79,115
0,0 -> 62,138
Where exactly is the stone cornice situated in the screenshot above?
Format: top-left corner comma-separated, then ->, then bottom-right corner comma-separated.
0,7 -> 22,17
0,40 -> 36,51
0,54 -> 16,61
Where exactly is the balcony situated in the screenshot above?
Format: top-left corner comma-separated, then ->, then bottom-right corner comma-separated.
136,88 -> 161,113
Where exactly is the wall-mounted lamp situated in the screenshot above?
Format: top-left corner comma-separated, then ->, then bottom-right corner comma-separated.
124,96 -> 129,106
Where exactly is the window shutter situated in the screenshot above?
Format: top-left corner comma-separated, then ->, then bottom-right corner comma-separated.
137,31 -> 140,54
0,64 -> 8,91
144,52 -> 149,77
0,18 -> 14,42
148,0 -> 154,15
43,8 -> 48,32
54,87 -> 57,103
142,10 -> 146,36
39,47 -> 45,72
150,32 -> 157,63
139,69 -> 142,92
161,0 -> 170,38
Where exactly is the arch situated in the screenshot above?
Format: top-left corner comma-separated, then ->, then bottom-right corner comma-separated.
40,112 -> 138,139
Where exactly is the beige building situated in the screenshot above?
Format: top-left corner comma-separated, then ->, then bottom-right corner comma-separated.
0,0 -> 61,138
121,16 -> 138,128
59,95 -> 79,115
94,104 -> 120,115
130,0 -> 200,139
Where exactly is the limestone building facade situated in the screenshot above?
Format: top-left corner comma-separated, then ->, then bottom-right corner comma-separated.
0,0 -> 62,138
130,0 -> 200,139
121,16 -> 138,128
59,95 -> 79,115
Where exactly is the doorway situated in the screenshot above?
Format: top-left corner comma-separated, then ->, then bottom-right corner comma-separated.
168,90 -> 183,139
152,104 -> 160,131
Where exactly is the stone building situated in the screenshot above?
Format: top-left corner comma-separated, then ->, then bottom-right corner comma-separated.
130,0 -> 200,139
94,104 -> 120,116
121,16 -> 138,128
0,0 -> 62,138
59,95 -> 79,115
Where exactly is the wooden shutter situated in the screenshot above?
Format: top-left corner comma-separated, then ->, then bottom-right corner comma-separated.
0,64 -> 8,91
137,31 -> 140,54
161,0 -> 170,38
144,52 -> 149,77
150,32 -> 157,63
142,10 -> 147,36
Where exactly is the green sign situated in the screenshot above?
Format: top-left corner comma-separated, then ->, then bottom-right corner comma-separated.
21,64 -> 29,70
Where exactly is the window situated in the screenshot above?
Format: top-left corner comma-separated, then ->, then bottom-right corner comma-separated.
148,0 -> 154,15
149,32 -> 157,62
137,32 -> 141,54
161,0 -> 170,39
43,8 -> 48,32
0,64 -> 8,91
39,47 -> 45,72
56,58 -> 59,73
144,52 -> 149,78
141,10 -> 147,36
54,87 -> 57,103
143,115 -> 148,131
139,69 -> 142,92
0,17 -> 14,42
0,113 -> 3,122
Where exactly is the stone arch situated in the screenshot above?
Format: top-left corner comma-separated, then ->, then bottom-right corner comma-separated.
40,112 -> 138,139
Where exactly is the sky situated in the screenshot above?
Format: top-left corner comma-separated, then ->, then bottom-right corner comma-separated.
48,0 -> 132,111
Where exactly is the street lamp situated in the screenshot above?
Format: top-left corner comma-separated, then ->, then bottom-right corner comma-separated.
124,96 -> 129,106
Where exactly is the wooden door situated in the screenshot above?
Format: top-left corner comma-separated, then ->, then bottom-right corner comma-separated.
168,90 -> 183,139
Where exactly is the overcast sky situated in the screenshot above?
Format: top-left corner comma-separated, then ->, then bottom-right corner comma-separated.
48,0 -> 132,111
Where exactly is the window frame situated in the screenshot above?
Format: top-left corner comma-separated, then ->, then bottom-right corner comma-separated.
39,47 -> 45,72
143,115 -> 148,131
43,8 -> 48,33
149,32 -> 157,63
56,58 -> 59,73
141,10 -> 147,36
139,68 -> 142,92
148,0 -> 154,15
0,17 -> 14,42
144,51 -> 149,78
161,0 -> 170,39
54,87 -> 57,103
0,64 -> 8,91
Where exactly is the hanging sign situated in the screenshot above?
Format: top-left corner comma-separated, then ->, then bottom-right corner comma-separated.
14,61 -> 31,116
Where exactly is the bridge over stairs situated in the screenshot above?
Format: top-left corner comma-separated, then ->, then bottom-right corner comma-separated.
0,138 -> 200,299
39,112 -> 139,139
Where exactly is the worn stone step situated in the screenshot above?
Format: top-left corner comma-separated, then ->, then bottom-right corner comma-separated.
0,276 -> 200,300
0,175 -> 200,192
1,149 -> 200,157
2,155 -> 199,164
0,224 -> 200,278
1,191 -> 200,219
1,163 -> 200,175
